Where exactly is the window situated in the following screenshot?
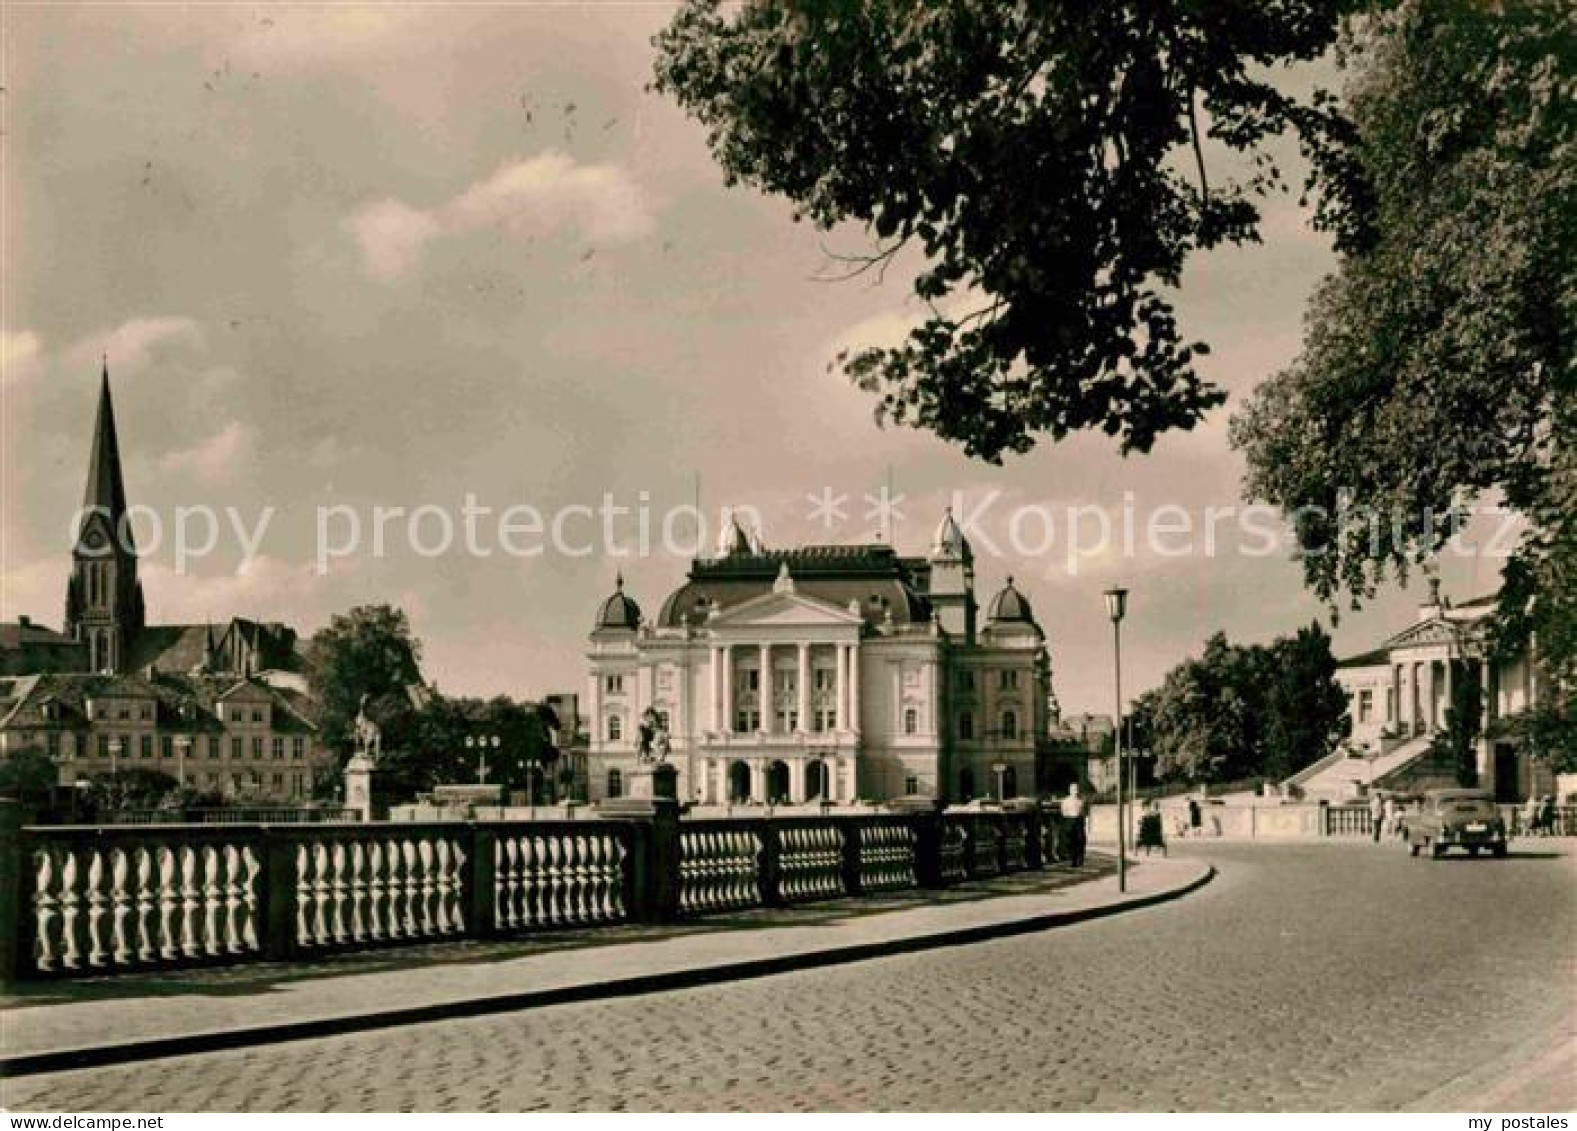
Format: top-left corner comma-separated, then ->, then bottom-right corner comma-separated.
1001,711 -> 1018,739
746,669 -> 760,691
607,715 -> 622,742
161,736 -> 173,759
252,708 -> 264,723
604,674 -> 624,695
206,773 -> 220,789
139,704 -> 152,721
272,737 -> 285,760
814,668 -> 835,691
904,775 -> 919,796
232,737 -> 244,760
1385,687 -> 1397,722
777,708 -> 797,732
140,735 -> 153,759
271,772 -> 284,791
814,707 -> 836,733
291,773 -> 305,798
959,712 -> 975,741
606,768 -> 623,799
1358,689 -> 1374,724
118,707 -> 131,721
734,708 -> 760,733
47,732 -> 61,759
208,736 -> 221,759
98,734 -> 110,758
292,738 -> 305,760
959,671 -> 976,692
903,708 -> 918,735
999,670 -> 1019,690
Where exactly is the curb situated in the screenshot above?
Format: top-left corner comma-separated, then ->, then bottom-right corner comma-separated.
0,863 -> 1214,1079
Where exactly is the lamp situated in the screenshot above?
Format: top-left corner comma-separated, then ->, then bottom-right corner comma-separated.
1103,587 -> 1129,893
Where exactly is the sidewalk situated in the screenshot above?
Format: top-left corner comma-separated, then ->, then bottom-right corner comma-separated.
0,855 -> 1211,1077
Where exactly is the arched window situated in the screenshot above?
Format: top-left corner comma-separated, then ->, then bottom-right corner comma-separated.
607,714 -> 622,742
958,711 -> 975,740
607,768 -> 622,799
1001,710 -> 1018,739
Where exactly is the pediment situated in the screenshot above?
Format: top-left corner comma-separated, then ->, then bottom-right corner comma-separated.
1383,617 -> 1466,651
710,590 -> 863,629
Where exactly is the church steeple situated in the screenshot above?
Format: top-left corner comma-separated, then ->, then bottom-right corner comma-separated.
82,356 -> 132,542
64,359 -> 144,673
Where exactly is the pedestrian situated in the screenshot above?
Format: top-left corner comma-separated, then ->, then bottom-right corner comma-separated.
1060,783 -> 1088,868
1381,795 -> 1398,840
1522,794 -> 1540,837
1370,791 -> 1385,843
1187,797 -> 1201,837
1539,794 -> 1558,837
1138,799 -> 1166,857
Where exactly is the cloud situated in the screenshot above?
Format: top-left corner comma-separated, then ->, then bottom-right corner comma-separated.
346,152 -> 656,280
1,329 -> 44,388
67,316 -> 204,376
158,420 -> 255,484
142,554 -> 328,623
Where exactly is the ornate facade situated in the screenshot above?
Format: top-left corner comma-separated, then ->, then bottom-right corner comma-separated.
585,511 -> 1053,806
1332,582 -> 1548,801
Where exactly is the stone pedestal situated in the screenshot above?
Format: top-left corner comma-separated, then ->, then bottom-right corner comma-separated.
596,767 -> 681,923
627,763 -> 678,802
344,753 -> 375,822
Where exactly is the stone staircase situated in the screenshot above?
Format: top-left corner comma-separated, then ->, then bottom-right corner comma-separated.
1292,735 -> 1436,802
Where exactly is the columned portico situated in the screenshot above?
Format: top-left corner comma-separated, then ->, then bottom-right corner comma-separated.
796,643 -> 811,734
759,642 -> 773,733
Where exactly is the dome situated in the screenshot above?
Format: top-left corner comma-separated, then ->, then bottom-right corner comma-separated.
930,506 -> 971,562
986,577 -> 1034,623
594,572 -> 642,630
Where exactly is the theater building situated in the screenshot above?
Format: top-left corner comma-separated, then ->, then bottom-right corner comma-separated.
585,510 -> 1054,806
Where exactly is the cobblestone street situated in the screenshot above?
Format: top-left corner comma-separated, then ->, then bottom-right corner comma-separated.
4,842 -> 1573,1112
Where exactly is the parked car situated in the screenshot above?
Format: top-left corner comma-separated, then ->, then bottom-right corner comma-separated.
1407,789 -> 1507,859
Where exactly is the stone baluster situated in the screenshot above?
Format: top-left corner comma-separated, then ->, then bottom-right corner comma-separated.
348,841 -> 368,942
86,849 -> 109,967
33,849 -> 59,972
401,839 -> 421,937
58,849 -> 83,970
156,848 -> 179,961
180,847 -> 203,957
135,847 -> 157,962
110,848 -> 133,964
366,839 -> 387,941
203,846 -> 224,956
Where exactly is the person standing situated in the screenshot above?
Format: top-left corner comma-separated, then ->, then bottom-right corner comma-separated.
1370,790 -> 1385,843
1060,783 -> 1089,867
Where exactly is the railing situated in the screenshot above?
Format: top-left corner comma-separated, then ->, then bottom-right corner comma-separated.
1323,807 -> 1374,837
0,801 -> 1077,984
1499,804 -> 1577,838
106,807 -> 363,826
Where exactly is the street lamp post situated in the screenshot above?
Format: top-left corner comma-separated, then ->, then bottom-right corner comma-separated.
1104,587 -> 1129,894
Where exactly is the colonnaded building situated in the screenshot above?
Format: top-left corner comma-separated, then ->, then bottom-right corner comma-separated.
585,510 -> 1064,806
1295,580 -> 1553,803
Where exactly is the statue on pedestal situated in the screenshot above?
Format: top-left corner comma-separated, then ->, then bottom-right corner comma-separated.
353,693 -> 382,764
636,706 -> 671,765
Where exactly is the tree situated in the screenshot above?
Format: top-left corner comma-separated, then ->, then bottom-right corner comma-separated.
1430,661 -> 1484,788
653,1 -> 1365,461
1145,624 -> 1348,785
1232,1 -> 1574,694
0,746 -> 59,803
1262,621 -> 1351,780
305,605 -> 426,759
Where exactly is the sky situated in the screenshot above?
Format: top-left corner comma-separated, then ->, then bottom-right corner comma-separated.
0,5 -> 1512,717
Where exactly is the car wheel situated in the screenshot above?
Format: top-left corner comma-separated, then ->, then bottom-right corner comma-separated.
1492,844 -> 1508,858
1430,841 -> 1445,859
1409,841 -> 1421,857
1468,846 -> 1480,858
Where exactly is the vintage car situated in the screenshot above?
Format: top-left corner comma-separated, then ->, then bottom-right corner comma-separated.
1407,788 -> 1507,858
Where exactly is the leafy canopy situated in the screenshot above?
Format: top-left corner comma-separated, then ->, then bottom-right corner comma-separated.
653,0 -> 1363,461
1231,0 -> 1574,691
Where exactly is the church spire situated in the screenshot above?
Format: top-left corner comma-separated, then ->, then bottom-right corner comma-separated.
82,357 -> 132,542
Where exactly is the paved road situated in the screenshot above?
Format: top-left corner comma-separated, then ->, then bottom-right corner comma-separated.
4,842 -> 1573,1111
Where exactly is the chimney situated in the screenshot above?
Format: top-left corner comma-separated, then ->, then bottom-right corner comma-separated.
1418,576 -> 1446,623
18,615 -> 30,628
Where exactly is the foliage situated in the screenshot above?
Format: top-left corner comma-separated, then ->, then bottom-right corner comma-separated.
84,768 -> 181,814
1263,622 -> 1352,780
1427,661 -> 1485,787
0,746 -> 59,800
653,0 -> 1366,461
305,605 -> 426,758
1490,701 -> 1577,775
1232,1 -> 1575,685
1147,624 -> 1349,785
